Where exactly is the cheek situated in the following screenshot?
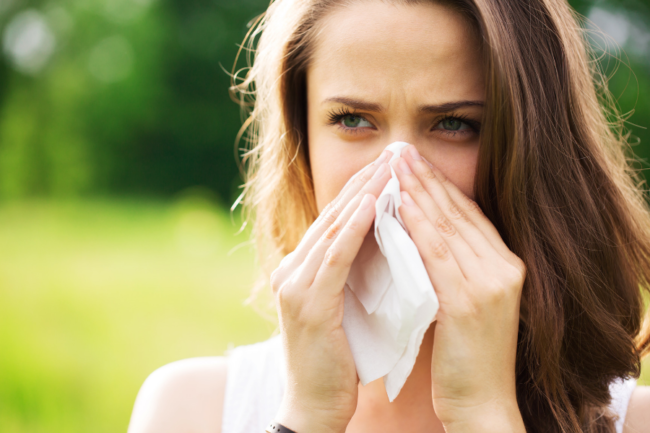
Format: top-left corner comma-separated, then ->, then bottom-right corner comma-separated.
309,142 -> 371,213
423,145 -> 479,199
311,164 -> 353,213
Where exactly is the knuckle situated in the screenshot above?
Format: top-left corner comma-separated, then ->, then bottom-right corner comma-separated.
448,202 -> 468,222
276,252 -> 295,272
323,248 -> 342,268
322,204 -> 341,226
323,221 -> 342,241
276,284 -> 306,322
321,201 -> 333,216
514,257 -> 527,279
422,168 -> 437,182
412,182 -> 426,195
464,197 -> 483,214
412,211 -> 428,225
324,247 -> 351,269
355,170 -> 373,186
506,260 -> 526,286
427,239 -> 451,261
435,216 -> 456,236
275,282 -> 292,307
346,217 -> 363,235
482,278 -> 509,303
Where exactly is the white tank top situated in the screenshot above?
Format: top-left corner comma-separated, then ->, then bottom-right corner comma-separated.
221,335 -> 638,433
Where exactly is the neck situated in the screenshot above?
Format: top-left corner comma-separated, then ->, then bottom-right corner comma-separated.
347,323 -> 444,431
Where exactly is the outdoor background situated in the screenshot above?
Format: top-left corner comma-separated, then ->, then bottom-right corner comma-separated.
0,0 -> 648,431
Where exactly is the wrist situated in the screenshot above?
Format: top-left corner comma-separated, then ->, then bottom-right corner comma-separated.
441,398 -> 526,433
275,399 -> 350,433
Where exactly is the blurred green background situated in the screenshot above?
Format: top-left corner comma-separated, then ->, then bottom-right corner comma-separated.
0,0 -> 648,431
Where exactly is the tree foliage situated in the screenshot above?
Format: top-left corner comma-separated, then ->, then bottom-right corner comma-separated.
0,0 -> 647,204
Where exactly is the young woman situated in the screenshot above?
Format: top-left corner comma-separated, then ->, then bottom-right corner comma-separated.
128,0 -> 650,432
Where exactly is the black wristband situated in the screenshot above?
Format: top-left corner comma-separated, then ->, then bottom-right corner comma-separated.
266,421 -> 297,433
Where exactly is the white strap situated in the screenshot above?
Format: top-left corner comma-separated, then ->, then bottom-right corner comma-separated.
221,336 -> 285,433
609,377 -> 637,433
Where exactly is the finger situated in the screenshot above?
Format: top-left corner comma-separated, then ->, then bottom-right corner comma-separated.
391,157 -> 480,278
397,190 -> 465,292
394,152 -> 496,260
413,152 -> 522,270
277,151 -> 391,280
290,151 -> 390,261
272,163 -> 386,294
292,171 -> 386,291
310,193 -> 378,298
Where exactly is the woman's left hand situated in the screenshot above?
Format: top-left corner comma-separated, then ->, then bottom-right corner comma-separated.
391,145 -> 527,432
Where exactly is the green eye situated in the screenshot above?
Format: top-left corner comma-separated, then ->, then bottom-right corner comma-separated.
343,116 -> 361,127
441,118 -> 464,131
342,115 -> 372,128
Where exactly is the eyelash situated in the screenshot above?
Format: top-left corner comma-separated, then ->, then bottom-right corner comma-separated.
326,108 -> 481,136
327,108 -> 368,135
433,113 -> 481,137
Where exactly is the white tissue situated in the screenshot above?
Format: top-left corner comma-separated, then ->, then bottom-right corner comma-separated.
342,141 -> 439,402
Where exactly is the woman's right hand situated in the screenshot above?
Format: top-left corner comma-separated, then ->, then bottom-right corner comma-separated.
272,150 -> 392,433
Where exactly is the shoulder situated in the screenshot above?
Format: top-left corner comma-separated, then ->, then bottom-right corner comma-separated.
623,385 -> 650,433
127,356 -> 228,433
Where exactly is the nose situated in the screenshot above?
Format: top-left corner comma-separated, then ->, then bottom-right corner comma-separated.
373,126 -> 426,162
387,132 -> 419,148
385,135 -> 425,161
384,125 -> 425,151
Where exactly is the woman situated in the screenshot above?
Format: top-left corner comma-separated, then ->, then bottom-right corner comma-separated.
128,0 -> 650,432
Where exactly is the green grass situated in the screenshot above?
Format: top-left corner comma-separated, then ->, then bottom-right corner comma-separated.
0,196 -> 273,432
0,197 -> 648,432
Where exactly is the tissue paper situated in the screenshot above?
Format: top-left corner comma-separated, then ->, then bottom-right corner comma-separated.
342,141 -> 439,402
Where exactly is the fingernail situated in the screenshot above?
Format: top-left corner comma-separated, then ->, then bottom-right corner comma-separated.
360,194 -> 373,210
372,163 -> 387,179
398,158 -> 412,174
422,156 -> 434,169
401,191 -> 415,206
408,146 -> 422,161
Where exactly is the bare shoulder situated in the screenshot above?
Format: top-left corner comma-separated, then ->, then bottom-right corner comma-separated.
127,356 -> 229,433
624,385 -> 650,433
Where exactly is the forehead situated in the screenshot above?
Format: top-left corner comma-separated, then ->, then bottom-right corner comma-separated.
307,1 -> 484,105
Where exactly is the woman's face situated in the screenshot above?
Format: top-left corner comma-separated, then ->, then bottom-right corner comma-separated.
307,1 -> 485,212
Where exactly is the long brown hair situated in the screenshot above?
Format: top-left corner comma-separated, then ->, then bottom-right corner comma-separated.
230,0 -> 650,431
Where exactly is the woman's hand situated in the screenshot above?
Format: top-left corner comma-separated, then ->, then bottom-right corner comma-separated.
392,145 -> 527,432
272,150 -> 392,433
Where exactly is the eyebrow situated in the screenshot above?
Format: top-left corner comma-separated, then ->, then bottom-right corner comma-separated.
419,100 -> 484,113
322,97 -> 484,113
323,97 -> 383,112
